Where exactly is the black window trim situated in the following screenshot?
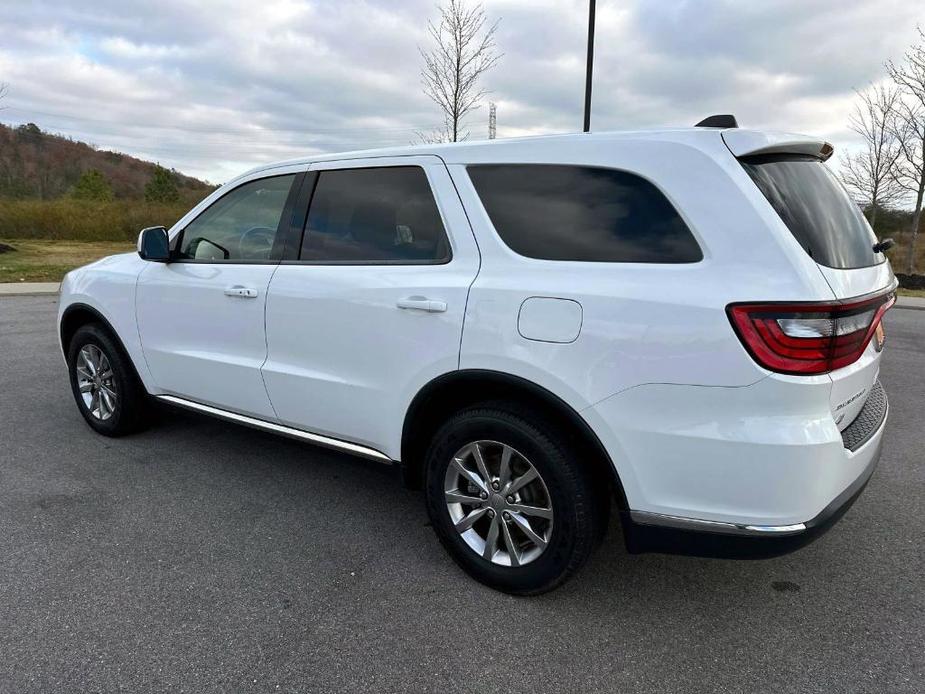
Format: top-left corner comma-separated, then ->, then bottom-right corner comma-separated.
170,171 -> 304,266
279,171 -> 318,261
465,162 -> 705,265
282,163 -> 454,267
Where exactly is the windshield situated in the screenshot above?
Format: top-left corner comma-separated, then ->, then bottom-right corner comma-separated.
740,154 -> 884,269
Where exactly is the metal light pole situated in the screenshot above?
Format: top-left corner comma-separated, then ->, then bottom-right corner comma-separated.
583,0 -> 596,133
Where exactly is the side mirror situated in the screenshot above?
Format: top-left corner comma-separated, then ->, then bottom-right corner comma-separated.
872,237 -> 895,254
138,226 -> 170,262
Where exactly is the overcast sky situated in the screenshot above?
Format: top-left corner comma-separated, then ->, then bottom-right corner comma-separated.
2,0 -> 923,183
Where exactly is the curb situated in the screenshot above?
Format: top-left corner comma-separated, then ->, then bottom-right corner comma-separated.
0,283 -> 60,297
0,292 -> 60,298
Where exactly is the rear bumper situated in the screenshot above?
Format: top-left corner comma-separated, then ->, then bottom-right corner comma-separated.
618,384 -> 887,558
622,433 -> 882,558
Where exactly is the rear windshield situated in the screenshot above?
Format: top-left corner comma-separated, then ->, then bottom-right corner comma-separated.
740,154 -> 883,269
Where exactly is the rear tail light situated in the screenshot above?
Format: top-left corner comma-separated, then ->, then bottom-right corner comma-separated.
727,290 -> 895,375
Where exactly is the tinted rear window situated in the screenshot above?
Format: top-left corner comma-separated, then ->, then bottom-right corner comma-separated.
467,164 -> 702,263
300,166 -> 450,263
740,155 -> 883,269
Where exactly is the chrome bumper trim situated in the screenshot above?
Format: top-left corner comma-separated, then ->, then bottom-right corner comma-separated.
629,511 -> 807,537
156,395 -> 394,464
630,391 -> 889,539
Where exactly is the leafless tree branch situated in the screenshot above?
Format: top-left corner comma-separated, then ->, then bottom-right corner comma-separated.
414,122 -> 456,144
419,0 -> 501,142
841,83 -> 904,227
886,26 -> 925,273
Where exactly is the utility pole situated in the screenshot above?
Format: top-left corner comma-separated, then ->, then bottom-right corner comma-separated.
489,102 -> 497,140
583,0 -> 596,133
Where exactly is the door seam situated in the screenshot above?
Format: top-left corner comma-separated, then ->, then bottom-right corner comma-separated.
259,262 -> 284,422
443,162 -> 483,369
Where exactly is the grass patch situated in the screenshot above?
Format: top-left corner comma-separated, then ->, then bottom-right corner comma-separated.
897,287 -> 925,298
0,239 -> 134,283
0,199 -> 191,242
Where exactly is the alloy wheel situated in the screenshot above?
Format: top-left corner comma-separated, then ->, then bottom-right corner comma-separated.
75,344 -> 118,421
444,440 -> 554,567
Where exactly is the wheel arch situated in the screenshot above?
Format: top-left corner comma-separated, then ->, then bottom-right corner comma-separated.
59,303 -> 147,389
61,303 -> 116,354
400,369 -> 629,511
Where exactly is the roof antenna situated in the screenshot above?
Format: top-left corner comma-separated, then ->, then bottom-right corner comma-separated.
695,114 -> 738,128
583,0 -> 596,132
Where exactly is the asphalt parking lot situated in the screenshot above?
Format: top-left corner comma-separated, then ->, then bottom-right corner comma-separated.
0,295 -> 922,693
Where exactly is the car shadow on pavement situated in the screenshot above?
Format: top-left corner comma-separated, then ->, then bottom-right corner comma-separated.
142,402 -> 846,613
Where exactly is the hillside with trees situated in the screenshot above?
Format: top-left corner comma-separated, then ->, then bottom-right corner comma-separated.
0,122 -> 216,242
0,122 -> 213,203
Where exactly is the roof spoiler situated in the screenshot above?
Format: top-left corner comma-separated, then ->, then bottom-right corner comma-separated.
722,130 -> 835,161
695,114 -> 738,128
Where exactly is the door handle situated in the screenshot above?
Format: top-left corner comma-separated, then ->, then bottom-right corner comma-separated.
396,297 -> 447,313
224,286 -> 259,299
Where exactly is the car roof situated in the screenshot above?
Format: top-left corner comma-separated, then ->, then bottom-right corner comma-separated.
235,127 -> 830,179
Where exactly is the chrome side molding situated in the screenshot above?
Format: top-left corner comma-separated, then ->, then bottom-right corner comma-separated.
630,510 -> 806,537
155,395 -> 394,464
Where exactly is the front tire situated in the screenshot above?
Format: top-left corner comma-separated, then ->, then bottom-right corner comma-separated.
67,323 -> 148,436
424,404 -> 607,595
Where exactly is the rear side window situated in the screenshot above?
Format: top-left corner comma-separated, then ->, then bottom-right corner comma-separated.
740,155 -> 883,269
466,164 -> 702,263
300,166 -> 450,263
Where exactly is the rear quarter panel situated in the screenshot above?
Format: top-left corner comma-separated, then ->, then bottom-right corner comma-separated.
448,133 -> 837,412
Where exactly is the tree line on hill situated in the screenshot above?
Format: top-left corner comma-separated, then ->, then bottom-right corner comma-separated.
0,122 -> 214,205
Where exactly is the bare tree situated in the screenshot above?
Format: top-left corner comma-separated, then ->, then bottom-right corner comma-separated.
887,28 -> 925,274
414,124 -> 454,144
0,83 -> 7,109
842,84 -> 904,228
419,0 -> 501,142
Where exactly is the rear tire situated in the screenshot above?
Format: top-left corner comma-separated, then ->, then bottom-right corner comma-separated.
67,323 -> 149,437
424,404 -> 607,595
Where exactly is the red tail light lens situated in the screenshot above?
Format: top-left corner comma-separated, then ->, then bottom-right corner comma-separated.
727,290 -> 895,375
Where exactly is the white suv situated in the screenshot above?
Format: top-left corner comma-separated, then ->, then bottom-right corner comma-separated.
58,121 -> 895,594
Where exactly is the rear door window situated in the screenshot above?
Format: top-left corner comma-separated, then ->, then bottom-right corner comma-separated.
739,155 -> 883,269
466,164 -> 702,263
299,166 -> 450,263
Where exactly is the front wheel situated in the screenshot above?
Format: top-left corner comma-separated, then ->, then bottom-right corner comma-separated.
67,323 -> 148,436
424,405 -> 607,595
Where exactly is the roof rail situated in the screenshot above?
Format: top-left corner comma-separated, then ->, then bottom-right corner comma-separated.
695,114 -> 738,129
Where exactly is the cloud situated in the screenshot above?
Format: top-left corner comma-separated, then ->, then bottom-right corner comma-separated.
0,0 -> 922,182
